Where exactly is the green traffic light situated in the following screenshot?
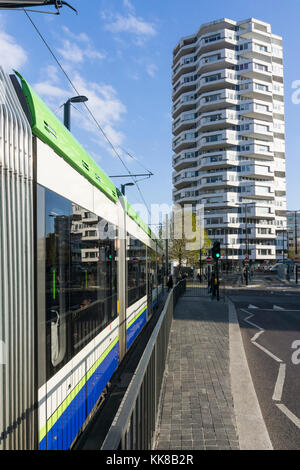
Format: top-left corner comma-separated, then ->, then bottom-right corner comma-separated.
216,253 -> 220,258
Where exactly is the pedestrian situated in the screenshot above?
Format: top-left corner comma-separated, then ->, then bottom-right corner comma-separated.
167,274 -> 173,291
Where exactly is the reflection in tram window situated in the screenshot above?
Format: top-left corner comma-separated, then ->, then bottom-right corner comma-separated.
127,235 -> 146,307
38,186 -> 118,379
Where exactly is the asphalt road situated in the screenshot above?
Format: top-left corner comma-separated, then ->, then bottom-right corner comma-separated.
229,287 -> 300,450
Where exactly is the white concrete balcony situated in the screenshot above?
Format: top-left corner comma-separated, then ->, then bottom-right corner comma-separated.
239,101 -> 273,121
173,173 -> 199,190
196,69 -> 237,94
196,28 -> 237,54
240,143 -> 273,160
239,81 -> 273,102
197,109 -> 238,132
241,163 -> 274,180
172,94 -> 196,119
81,248 -> 99,262
239,122 -> 273,141
173,152 -> 198,171
172,77 -> 197,102
245,205 -> 275,218
199,150 -> 239,170
199,129 -> 239,151
197,89 -> 238,113
82,230 -> 98,241
172,132 -> 197,152
241,184 -> 274,199
240,42 -> 272,62
239,61 -> 272,82
197,49 -> 238,74
250,228 -> 276,239
173,41 -> 197,68
172,55 -> 197,84
239,22 -> 272,43
173,115 -> 197,136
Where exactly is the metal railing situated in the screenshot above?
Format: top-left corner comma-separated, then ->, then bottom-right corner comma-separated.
101,280 -> 186,450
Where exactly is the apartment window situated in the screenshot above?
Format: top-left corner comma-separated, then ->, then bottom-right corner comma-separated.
204,33 -> 221,43
204,134 -> 222,143
256,124 -> 269,132
255,103 -> 269,112
239,63 -> 249,70
203,53 -> 221,63
254,63 -> 268,72
205,93 -> 221,103
255,83 -> 268,92
204,114 -> 222,123
205,73 -> 222,82
254,43 -> 268,52
240,103 -> 249,111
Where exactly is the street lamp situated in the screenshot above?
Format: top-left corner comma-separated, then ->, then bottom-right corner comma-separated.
121,183 -> 134,196
63,95 -> 88,131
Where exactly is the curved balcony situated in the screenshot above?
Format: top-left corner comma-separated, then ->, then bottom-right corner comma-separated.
195,28 -> 237,55
239,61 -> 272,82
199,150 -> 239,170
172,78 -> 197,102
173,42 -> 197,69
172,56 -> 197,84
173,115 -> 197,136
172,132 -> 197,153
196,50 -> 238,75
239,22 -> 272,43
240,143 -> 273,161
196,69 -> 237,94
239,122 -> 273,141
239,81 -> 272,102
196,109 -> 238,133
173,152 -> 198,171
197,90 -> 238,113
198,130 -> 239,151
239,101 -> 273,122
172,94 -> 197,119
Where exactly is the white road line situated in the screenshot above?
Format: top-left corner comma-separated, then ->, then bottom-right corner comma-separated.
276,404 -> 300,429
241,309 -> 263,330
248,304 -> 259,309
251,341 -> 283,363
251,330 -> 264,343
273,305 -> 285,310
272,363 -> 286,401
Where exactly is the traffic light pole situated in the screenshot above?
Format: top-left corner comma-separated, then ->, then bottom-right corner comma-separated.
216,258 -> 220,301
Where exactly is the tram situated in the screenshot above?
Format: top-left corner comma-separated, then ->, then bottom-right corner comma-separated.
0,68 -> 165,450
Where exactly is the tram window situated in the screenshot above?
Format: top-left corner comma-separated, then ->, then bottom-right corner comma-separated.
127,235 -> 146,307
38,186 -> 118,380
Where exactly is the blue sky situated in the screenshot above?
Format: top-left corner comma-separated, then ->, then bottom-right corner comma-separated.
1,0 -> 300,214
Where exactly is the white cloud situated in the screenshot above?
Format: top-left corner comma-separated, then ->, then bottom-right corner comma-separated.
123,0 -> 135,12
104,13 -> 157,38
0,17 -> 27,72
57,27 -> 105,64
34,67 -> 127,156
146,64 -> 158,77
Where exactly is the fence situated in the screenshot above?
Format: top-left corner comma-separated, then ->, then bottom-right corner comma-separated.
101,280 -> 186,450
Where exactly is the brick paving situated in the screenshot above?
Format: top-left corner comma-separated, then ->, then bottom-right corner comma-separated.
154,294 -> 240,450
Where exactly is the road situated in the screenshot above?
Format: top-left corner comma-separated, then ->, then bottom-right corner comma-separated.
228,281 -> 300,450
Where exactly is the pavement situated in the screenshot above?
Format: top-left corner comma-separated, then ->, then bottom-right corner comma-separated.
154,292 -> 241,450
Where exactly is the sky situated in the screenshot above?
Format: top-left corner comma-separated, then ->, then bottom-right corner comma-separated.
1,0 -> 300,218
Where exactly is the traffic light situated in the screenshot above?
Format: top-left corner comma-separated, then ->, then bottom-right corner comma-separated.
212,241 -> 221,260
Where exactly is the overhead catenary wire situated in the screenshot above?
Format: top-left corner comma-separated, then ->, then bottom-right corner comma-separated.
23,9 -> 152,217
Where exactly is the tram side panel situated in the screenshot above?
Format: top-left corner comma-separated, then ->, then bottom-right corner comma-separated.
35,141 -> 120,449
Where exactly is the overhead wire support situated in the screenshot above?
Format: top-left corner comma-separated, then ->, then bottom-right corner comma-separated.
0,1 -> 77,14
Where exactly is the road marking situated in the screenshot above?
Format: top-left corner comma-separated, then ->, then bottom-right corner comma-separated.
272,363 -> 286,401
276,404 -> 300,429
238,306 -> 300,433
248,304 -> 259,309
251,341 -> 283,363
251,330 -> 264,342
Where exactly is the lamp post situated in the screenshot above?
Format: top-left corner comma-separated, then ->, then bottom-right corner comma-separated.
121,183 -> 134,196
63,95 -> 88,131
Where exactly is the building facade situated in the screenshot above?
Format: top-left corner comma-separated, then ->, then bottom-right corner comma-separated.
172,18 -> 286,264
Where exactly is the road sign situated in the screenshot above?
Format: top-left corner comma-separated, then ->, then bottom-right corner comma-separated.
244,257 -> 249,263
206,256 -> 212,263
294,258 -> 299,263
